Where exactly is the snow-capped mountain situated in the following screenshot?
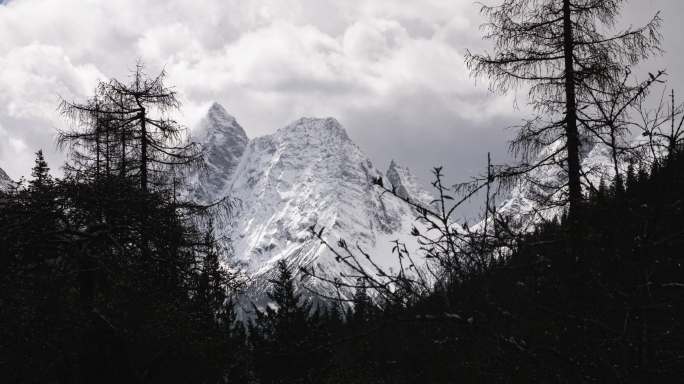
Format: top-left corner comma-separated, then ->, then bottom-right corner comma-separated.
192,103 -> 431,297
386,160 -> 433,206
0,168 -> 15,192
191,103 -> 249,200
492,137 -> 616,231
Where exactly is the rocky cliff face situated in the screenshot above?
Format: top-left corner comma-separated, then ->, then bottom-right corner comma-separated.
192,104 -> 432,297
386,160 -> 433,206
488,137 -> 616,232
0,168 -> 15,192
191,102 -> 249,201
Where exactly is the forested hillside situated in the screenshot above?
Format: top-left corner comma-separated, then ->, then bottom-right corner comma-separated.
2,137 -> 683,383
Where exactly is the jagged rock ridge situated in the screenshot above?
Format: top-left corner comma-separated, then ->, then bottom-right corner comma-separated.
386,160 -> 433,206
191,103 -> 249,200
489,137 -> 616,232
0,168 -> 15,192
192,104 -> 432,297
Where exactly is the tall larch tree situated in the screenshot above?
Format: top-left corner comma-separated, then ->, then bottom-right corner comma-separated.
466,0 -> 662,258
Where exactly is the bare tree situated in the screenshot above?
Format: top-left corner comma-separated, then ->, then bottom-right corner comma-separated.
465,0 -> 662,258
302,158 -> 516,309
60,64 -> 202,194
630,87 -> 684,165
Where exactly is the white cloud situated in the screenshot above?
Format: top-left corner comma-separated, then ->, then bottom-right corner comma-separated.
0,44 -> 103,120
0,0 -> 521,180
8,137 -> 26,152
343,19 -> 408,61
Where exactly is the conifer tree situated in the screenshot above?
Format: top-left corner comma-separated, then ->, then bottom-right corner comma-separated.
26,150 -> 57,241
250,260 -> 317,384
29,150 -> 51,191
0,66 -> 242,383
351,280 -> 373,325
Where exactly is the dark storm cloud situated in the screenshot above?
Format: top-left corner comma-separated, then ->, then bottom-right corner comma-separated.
0,0 -> 681,195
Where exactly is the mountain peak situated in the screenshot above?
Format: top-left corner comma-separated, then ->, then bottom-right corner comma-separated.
188,112 -> 434,301
191,103 -> 250,198
386,160 -> 432,205
279,117 -> 350,142
198,102 -> 245,139
386,160 -> 411,199
0,167 -> 15,192
207,101 -> 235,121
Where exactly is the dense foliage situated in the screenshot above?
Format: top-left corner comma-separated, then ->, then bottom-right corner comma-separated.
7,148 -> 682,383
0,154 -> 248,383
291,150 -> 684,383
0,66 -> 249,383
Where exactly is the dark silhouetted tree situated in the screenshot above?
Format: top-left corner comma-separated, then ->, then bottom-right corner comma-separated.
466,0 -> 662,258
250,260 -> 331,384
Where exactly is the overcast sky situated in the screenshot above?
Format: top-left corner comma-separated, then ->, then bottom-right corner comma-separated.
1,0 -> 682,189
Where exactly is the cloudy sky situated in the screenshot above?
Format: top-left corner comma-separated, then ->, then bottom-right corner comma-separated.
1,0 -> 682,188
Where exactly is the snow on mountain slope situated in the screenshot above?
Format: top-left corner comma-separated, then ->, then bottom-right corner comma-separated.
0,167 -> 15,192
191,103 -> 249,201
490,137 -> 616,232
386,160 -> 433,206
193,105 -> 433,298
